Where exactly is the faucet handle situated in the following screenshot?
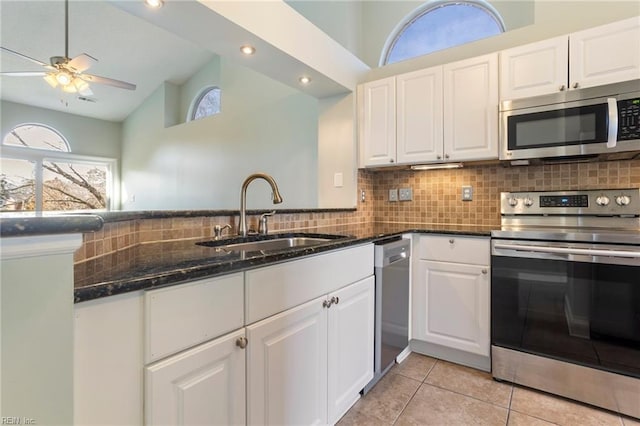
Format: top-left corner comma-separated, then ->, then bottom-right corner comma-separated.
214,224 -> 232,240
258,211 -> 276,235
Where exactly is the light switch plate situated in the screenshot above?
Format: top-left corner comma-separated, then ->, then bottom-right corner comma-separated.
462,185 -> 473,201
399,188 -> 413,201
389,189 -> 398,202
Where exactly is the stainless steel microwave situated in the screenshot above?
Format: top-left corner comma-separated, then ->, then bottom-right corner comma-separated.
500,80 -> 640,161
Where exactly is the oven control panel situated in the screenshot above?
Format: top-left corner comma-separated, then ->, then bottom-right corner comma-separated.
501,188 -> 640,216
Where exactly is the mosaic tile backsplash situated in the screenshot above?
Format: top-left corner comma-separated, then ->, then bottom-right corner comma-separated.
74,158 -> 639,263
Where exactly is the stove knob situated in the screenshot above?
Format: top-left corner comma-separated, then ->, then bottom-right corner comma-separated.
615,195 -> 631,206
523,197 -> 534,207
508,197 -> 519,207
595,195 -> 610,206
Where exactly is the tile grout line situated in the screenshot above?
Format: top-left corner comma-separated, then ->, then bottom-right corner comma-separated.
390,359 -> 439,425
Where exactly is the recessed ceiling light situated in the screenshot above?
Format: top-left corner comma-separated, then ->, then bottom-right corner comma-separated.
240,45 -> 256,55
298,76 -> 311,85
144,0 -> 164,9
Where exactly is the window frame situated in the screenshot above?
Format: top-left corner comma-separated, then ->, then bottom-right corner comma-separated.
186,85 -> 222,122
1,125 -> 118,212
380,0 -> 506,66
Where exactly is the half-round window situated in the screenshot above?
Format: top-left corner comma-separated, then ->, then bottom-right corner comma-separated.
189,86 -> 222,121
3,123 -> 70,151
382,0 -> 505,65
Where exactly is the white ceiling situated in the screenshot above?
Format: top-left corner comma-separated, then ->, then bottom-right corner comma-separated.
0,1 -> 216,122
0,0 -> 369,123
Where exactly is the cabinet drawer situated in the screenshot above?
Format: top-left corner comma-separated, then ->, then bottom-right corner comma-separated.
145,273 -> 244,363
418,235 -> 489,265
245,244 -> 374,324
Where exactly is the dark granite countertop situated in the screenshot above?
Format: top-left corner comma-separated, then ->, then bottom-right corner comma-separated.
74,222 -> 494,303
0,208 -> 356,235
0,213 -> 104,237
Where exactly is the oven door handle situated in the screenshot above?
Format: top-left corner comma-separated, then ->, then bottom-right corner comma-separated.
493,242 -> 640,259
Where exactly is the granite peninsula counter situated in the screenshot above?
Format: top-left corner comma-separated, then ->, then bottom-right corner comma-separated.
0,213 -> 494,303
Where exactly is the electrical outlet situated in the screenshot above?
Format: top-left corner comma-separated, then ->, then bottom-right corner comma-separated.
389,189 -> 398,202
399,188 -> 413,201
462,185 -> 473,201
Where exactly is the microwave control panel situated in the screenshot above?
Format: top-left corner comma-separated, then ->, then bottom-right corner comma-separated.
618,98 -> 639,140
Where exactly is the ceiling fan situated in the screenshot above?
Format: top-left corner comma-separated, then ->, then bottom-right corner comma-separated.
0,0 -> 136,97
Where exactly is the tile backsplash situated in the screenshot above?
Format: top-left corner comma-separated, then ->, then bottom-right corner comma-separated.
75,158 -> 639,263
372,159 -> 640,227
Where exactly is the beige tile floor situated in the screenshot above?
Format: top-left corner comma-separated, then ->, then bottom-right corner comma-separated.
338,353 -> 640,426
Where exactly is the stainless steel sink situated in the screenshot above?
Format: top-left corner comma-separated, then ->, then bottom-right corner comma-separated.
196,234 -> 348,254
221,237 -> 334,252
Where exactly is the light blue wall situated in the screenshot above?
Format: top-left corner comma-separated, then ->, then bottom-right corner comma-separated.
0,100 -> 121,159
121,57 -> 319,210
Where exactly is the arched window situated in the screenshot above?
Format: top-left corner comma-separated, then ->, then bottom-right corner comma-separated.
188,86 -> 222,122
382,0 -> 505,65
1,123 -> 114,212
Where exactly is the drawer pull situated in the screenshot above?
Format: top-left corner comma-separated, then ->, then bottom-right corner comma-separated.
331,296 -> 340,305
235,337 -> 248,349
323,299 -> 333,308
449,239 -> 455,244
482,269 -> 488,275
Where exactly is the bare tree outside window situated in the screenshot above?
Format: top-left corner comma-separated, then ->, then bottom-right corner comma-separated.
1,124 -> 110,212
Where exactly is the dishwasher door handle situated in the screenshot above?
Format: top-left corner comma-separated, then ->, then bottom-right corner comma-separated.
387,251 -> 408,264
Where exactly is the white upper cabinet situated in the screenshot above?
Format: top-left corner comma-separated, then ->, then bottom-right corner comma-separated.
570,16 -> 640,90
360,53 -> 498,167
396,66 -> 444,164
500,36 -> 569,100
444,53 -> 499,161
361,76 -> 397,166
500,17 -> 640,100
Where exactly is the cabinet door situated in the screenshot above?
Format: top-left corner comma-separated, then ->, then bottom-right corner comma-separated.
500,36 -> 569,100
413,260 -> 490,356
361,77 -> 396,166
396,66 -> 444,164
247,296 -> 328,426
444,53 -> 498,162
570,17 -> 640,89
327,276 -> 375,424
145,329 -> 246,426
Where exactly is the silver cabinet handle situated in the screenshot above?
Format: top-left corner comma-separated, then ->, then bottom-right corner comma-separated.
559,84 -> 566,91
573,82 -> 579,89
235,337 -> 248,349
437,155 -> 442,160
444,154 -> 450,159
390,158 -> 395,163
482,269 -> 488,275
331,296 -> 340,305
449,239 -> 455,244
323,299 -> 332,308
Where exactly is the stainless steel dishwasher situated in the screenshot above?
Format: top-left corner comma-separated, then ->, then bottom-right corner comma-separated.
363,237 -> 411,394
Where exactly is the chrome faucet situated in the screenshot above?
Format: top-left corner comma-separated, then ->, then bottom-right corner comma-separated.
238,173 -> 283,237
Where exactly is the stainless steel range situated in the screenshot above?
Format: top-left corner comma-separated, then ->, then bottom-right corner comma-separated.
491,188 -> 640,419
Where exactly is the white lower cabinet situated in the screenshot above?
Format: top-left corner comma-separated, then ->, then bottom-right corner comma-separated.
412,235 -> 490,370
145,328 -> 246,426
247,276 -> 374,426
414,260 -> 489,356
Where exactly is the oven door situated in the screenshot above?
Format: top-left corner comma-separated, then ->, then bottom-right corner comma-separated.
491,239 -> 640,379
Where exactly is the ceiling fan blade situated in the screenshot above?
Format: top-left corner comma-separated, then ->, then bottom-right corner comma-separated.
0,71 -> 48,77
1,46 -> 50,68
80,73 -> 136,90
67,53 -> 97,73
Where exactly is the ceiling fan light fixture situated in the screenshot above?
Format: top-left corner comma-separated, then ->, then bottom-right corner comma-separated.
144,0 -> 164,9
43,73 -> 59,88
55,70 -> 73,86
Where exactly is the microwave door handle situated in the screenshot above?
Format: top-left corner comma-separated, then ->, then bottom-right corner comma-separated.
607,97 -> 618,148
